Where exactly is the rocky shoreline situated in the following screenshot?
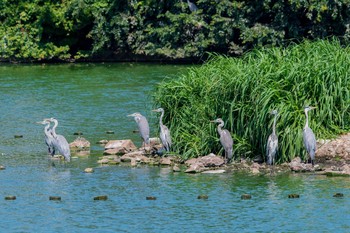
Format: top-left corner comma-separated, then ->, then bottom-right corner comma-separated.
71,133 -> 350,177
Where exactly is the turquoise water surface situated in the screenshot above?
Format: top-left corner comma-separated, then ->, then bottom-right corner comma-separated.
0,63 -> 349,232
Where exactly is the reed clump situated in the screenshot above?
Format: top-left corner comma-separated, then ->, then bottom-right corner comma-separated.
153,39 -> 350,162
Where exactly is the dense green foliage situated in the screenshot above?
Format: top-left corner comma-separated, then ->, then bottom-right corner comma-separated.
153,39 -> 350,162
2,0 -> 350,61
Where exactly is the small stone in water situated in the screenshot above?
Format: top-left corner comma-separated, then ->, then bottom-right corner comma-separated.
84,168 -> 94,173
288,194 -> 300,198
333,193 -> 344,198
5,196 -> 16,200
197,195 -> 208,200
97,140 -> 109,144
14,135 -> 23,138
241,194 -> 252,200
94,195 -> 108,201
49,196 -> 61,201
146,196 -> 157,200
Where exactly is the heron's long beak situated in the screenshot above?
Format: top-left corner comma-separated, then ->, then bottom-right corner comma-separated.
127,114 -> 133,117
151,109 -> 158,112
310,106 -> 317,110
36,121 -> 44,124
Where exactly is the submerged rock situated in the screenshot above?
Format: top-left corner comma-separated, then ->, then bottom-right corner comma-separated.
241,194 -> 252,200
84,168 -> 94,173
49,196 -> 62,201
94,195 -> 108,201
197,195 -> 208,199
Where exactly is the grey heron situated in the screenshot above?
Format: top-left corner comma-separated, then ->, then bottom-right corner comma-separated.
303,106 -> 317,165
37,119 -> 55,156
266,110 -> 278,165
211,118 -> 233,163
45,118 -> 71,162
152,108 -> 172,152
128,112 -> 150,148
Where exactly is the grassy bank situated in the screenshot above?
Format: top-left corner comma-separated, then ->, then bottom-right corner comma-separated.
153,39 -> 350,163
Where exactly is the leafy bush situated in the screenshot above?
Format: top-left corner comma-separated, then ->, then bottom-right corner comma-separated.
153,39 -> 350,162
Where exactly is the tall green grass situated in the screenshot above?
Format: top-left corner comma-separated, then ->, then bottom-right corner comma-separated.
153,39 -> 350,162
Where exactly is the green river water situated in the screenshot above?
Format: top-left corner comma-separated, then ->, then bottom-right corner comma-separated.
0,63 -> 349,232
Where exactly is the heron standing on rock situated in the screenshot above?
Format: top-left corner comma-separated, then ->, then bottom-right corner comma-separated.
37,119 -> 55,156
303,106 -> 317,165
211,118 -> 233,163
128,112 -> 150,149
45,117 -> 71,162
266,110 -> 278,165
152,108 -> 172,152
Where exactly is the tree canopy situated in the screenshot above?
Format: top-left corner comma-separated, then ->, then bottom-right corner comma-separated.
1,0 -> 350,62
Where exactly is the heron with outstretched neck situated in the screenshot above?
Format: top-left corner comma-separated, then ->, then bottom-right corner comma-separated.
211,118 -> 233,163
266,110 -> 278,165
303,106 -> 317,165
44,117 -> 71,162
128,112 -> 150,149
37,119 -> 55,156
152,108 -> 172,152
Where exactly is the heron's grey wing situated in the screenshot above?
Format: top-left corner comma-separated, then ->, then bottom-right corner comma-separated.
303,127 -> 316,157
266,134 -> 278,164
55,135 -> 71,161
160,125 -> 172,151
138,116 -> 150,143
220,129 -> 233,150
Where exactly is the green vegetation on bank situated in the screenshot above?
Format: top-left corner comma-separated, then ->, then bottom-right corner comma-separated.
153,39 -> 350,162
2,1 -> 350,61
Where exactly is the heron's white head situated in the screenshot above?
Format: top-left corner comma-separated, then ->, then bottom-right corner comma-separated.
127,112 -> 142,118
210,118 -> 224,125
36,119 -> 50,125
271,110 -> 278,115
152,108 -> 164,113
304,106 -> 316,112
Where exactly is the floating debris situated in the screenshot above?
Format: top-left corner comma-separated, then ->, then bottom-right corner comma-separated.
73,132 -> 83,136
288,194 -> 300,198
241,194 -> 252,200
197,195 -> 209,200
14,135 -> 23,138
0,165 -> 5,170
49,196 -> 61,201
106,131 -> 114,134
94,195 -> 108,201
5,196 -> 16,200
146,196 -> 157,200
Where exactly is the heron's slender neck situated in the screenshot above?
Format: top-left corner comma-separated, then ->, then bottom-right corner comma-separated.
217,122 -> 224,135
159,110 -> 164,127
51,119 -> 58,138
304,109 -> 309,129
44,123 -> 52,138
272,114 -> 277,135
